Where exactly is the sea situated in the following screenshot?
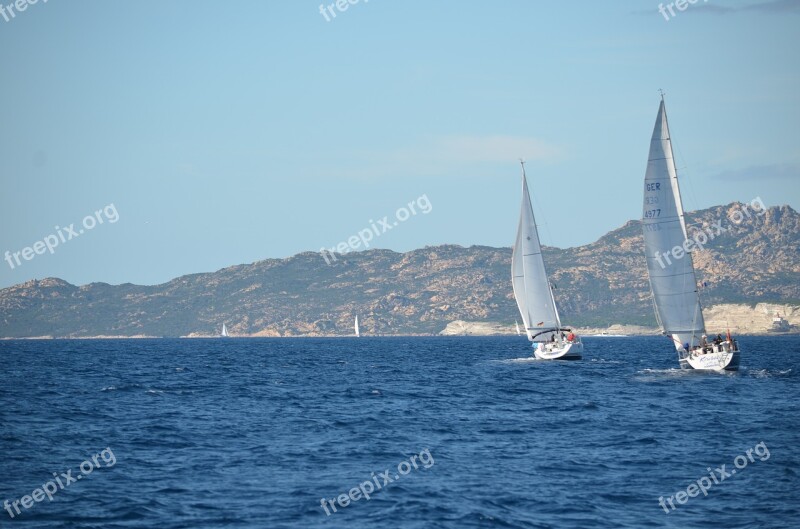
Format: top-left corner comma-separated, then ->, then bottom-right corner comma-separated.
1,335 -> 798,529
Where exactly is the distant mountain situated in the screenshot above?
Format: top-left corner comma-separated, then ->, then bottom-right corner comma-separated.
0,203 -> 797,338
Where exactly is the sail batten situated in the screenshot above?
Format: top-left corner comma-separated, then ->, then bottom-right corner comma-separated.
642,99 -> 705,350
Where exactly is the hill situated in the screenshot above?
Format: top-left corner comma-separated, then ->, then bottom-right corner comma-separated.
0,203 -> 797,338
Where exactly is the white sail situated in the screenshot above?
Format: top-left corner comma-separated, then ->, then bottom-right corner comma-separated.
642,97 -> 705,350
221,323 -> 228,337
515,320 -> 521,336
354,315 -> 360,337
511,164 -> 560,342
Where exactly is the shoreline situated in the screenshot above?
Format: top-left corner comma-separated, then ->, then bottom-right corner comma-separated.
2,331 -> 798,340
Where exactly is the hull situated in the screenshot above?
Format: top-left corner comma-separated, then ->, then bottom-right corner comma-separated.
679,342 -> 740,371
534,341 -> 583,361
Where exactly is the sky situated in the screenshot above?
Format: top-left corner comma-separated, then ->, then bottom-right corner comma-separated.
0,0 -> 798,288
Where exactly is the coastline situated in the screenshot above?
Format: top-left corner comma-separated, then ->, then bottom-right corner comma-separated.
2,302 -> 797,340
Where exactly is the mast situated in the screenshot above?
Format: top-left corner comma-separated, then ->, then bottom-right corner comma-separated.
661,94 -> 705,342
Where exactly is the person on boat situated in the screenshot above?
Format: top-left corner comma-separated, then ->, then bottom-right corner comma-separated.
726,330 -> 736,349
713,335 -> 721,345
567,332 -> 575,342
700,334 -> 709,353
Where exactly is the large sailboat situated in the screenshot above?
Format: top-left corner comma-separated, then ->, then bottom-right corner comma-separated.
512,162 -> 582,360
641,94 -> 740,371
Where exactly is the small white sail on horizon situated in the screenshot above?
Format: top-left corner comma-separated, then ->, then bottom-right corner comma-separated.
515,320 -> 521,336
220,323 -> 229,338
354,315 -> 360,337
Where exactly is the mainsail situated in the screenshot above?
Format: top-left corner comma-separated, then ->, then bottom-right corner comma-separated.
511,164 -> 561,342
642,97 -> 705,350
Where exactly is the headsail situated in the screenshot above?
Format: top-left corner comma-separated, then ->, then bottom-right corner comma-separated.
642,97 -> 705,350
511,163 -> 561,342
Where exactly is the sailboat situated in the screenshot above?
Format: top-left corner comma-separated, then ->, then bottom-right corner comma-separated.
354,315 -> 360,337
641,94 -> 740,371
590,325 -> 627,337
515,320 -> 522,336
220,323 -> 229,338
512,161 -> 582,360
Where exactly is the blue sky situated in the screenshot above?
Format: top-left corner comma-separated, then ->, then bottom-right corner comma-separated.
0,0 -> 798,288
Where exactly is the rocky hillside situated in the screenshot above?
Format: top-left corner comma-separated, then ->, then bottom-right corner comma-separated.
0,203 -> 797,338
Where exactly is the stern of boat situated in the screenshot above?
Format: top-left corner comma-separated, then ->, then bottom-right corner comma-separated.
680,340 -> 740,371
533,338 -> 583,361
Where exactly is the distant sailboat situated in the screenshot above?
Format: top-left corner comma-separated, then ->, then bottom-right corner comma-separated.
515,320 -> 522,336
642,94 -> 739,371
590,326 -> 628,338
220,323 -> 229,338
354,315 -> 360,337
512,161 -> 582,360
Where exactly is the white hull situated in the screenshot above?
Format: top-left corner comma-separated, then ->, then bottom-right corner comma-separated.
534,340 -> 583,361
679,341 -> 740,371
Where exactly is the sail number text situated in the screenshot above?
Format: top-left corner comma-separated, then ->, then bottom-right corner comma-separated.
644,209 -> 661,218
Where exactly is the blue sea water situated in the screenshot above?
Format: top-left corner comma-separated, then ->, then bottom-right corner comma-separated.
1,336 -> 798,529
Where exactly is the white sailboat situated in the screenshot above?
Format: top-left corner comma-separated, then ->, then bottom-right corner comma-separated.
642,94 -> 740,371
590,331 -> 628,338
589,325 -> 628,337
515,320 -> 522,336
512,162 -> 583,360
354,315 -> 360,337
220,323 -> 229,338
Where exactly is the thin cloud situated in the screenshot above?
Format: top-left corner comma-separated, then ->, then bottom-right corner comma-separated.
634,0 -> 800,16
691,4 -> 737,14
743,0 -> 800,12
711,163 -> 799,181
435,135 -> 563,164
321,135 -> 565,180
